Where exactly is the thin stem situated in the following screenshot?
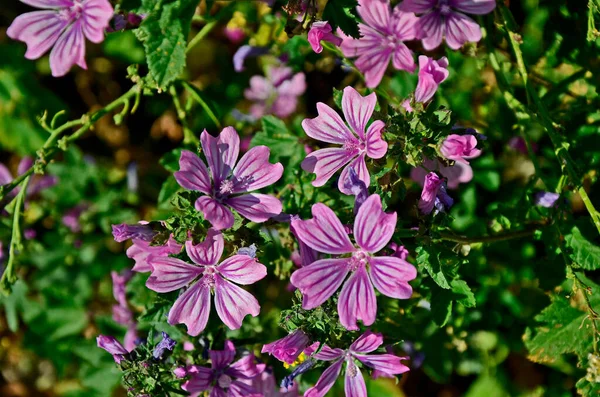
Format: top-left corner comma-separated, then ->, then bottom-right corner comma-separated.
181,81 -> 222,129
186,20 -> 217,53
170,85 -> 199,145
438,227 -> 540,244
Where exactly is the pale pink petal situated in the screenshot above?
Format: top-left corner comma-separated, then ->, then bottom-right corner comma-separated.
418,12 -> 444,50
444,12 -> 482,49
290,203 -> 354,254
357,0 -> 392,33
398,0 -> 436,13
200,127 -> 240,186
301,103 -> 356,144
338,267 -> 377,330
226,193 -> 282,223
302,148 -> 356,188
341,87 -> 376,140
214,276 -> 260,330
391,42 -> 416,72
185,228 -> 224,266
353,353 -> 410,374
337,154 -> 369,195
217,255 -> 267,284
127,238 -> 182,273
195,196 -> 235,230
244,76 -> 273,101
344,361 -> 367,397
355,47 -> 392,89
168,281 -> 211,336
354,194 -> 396,253
290,258 -> 350,310
278,72 -> 306,97
231,146 -> 283,193
305,359 -> 343,397
175,150 -> 212,194
314,345 -> 344,361
0,164 -> 12,185
20,0 -> 72,7
349,331 -> 384,353
146,255 -> 203,293
49,20 -> 87,77
82,0 -> 113,43
390,9 -> 418,40
365,120 -> 387,159
7,11 -> 68,60
450,0 -> 496,14
271,95 -> 300,118
369,256 -> 416,299
441,161 -> 473,189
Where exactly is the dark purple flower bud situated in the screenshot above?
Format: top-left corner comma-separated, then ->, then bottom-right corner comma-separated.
126,12 -> 145,27
534,191 -> 560,208
233,45 -> 270,72
281,358 -> 315,389
343,167 -> 369,214
111,223 -> 156,243
237,244 -> 257,258
97,335 -> 129,363
389,243 -> 409,260
153,332 -> 176,360
434,182 -> 454,213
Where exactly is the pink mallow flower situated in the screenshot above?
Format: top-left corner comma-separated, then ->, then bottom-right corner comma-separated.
146,229 -> 267,336
418,172 -> 454,214
301,86 -> 387,195
411,157 -> 473,189
244,66 -> 306,119
305,331 -> 410,397
127,235 -> 183,273
340,0 -> 418,88
175,127 -> 283,230
414,56 -> 449,103
262,330 -> 310,364
7,0 -> 114,77
308,21 -> 342,53
290,194 -> 417,330
400,0 -> 496,50
182,340 -> 265,396
440,134 -> 482,164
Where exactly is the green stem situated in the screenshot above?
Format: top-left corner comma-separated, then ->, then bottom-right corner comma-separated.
181,81 -> 222,129
170,85 -> 199,146
186,20 -> 217,53
438,227 -> 540,244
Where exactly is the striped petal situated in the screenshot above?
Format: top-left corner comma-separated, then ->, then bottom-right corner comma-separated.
344,360 -> 367,397
290,258 -> 350,310
167,281 -> 211,336
175,150 -> 212,194
81,0 -> 113,43
302,148 -> 356,189
195,196 -> 235,231
349,331 -> 384,353
301,102 -> 355,144
231,146 -> 283,193
337,154 -> 369,196
49,20 -> 87,77
338,266 -> 377,330
217,255 -> 267,285
7,11 -> 68,60
185,228 -> 223,266
146,255 -> 202,293
369,256 -> 417,299
214,276 -> 260,330
290,203 -> 354,254
352,353 -> 410,375
226,193 -> 283,223
305,359 -> 343,397
354,194 -> 397,253
201,127 -> 240,186
341,87 -> 376,140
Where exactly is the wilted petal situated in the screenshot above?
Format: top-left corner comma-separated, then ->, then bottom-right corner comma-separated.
353,353 -> 410,375
450,0 -> 496,14
305,359 -> 343,397
231,146 -> 283,193
96,335 -> 128,363
167,281 -> 211,336
185,228 -> 224,266
146,256 -> 202,293
354,194 -> 396,253
302,148 -> 356,188
7,11 -> 68,60
214,276 -> 260,330
341,87 -> 376,140
344,360 -> 367,397
308,21 -> 342,53
444,11 -> 482,50
290,258 -> 350,309
365,120 -> 387,159
301,103 -> 355,144
217,255 -> 267,284
369,256 -> 416,299
49,20 -> 87,77
200,127 -> 240,186
349,331 -> 384,353
314,345 -> 345,361
337,154 -> 369,195
290,203 -> 354,254
227,193 -> 283,223
338,266 -> 377,330
175,150 -> 212,194
195,196 -> 235,230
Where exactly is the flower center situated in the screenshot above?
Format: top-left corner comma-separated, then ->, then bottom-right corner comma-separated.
437,0 -> 452,15
217,374 -> 232,389
343,139 -> 366,154
347,251 -> 368,272
202,266 -> 217,288
60,1 -> 84,21
218,179 -> 234,196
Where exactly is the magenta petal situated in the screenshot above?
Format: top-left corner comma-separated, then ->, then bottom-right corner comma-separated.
349,331 -> 384,353
391,42 -> 416,72
195,196 -> 235,230
365,120 -> 388,159
7,11 -> 68,60
444,11 -> 482,49
340,25 -> 381,58
185,228 -> 224,266
200,127 -> 240,186
0,164 -> 13,185
146,255 -> 203,293
418,12 -> 444,50
450,0 -> 496,15
226,193 -> 282,223
353,353 -> 410,375
227,355 -> 265,379
231,146 -> 283,193
209,387 -> 227,397
214,276 -> 260,330
338,267 -> 377,330
305,359 -> 343,397
175,150 -> 212,194
127,238 -> 182,273
341,87 -> 376,140
290,203 -> 354,254
244,76 -> 272,101
229,380 -> 262,397
355,47 -> 392,89
209,341 -> 236,370
81,0 -> 113,43
217,255 -> 267,285
344,361 -> 367,397
290,258 -> 350,309
356,0 -> 391,33
167,281 -> 211,336
302,147 -> 355,188
398,0 -> 437,13
337,155 -> 369,195
20,0 -> 73,7
182,367 -> 214,393
354,194 -> 397,253
301,102 -> 355,144
314,345 -> 345,361
369,256 -> 417,299
49,20 -> 87,77
390,9 -> 418,40
278,72 -> 307,97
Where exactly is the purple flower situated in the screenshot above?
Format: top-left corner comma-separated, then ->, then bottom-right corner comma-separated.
182,340 -> 265,396
340,0 -> 417,88
127,235 -> 182,273
111,223 -> 156,243
233,45 -> 270,72
289,215 -> 320,268
146,229 -> 267,336
261,330 -> 310,365
244,66 -> 306,118
440,134 -> 482,164
419,172 -> 454,214
62,203 -> 89,233
389,243 -> 409,260
414,56 -> 449,103
534,191 -> 560,208
97,335 -> 130,364
301,87 -> 388,195
411,157 -> 473,189
175,127 -> 284,231
400,0 -> 496,50
153,332 -> 176,360
305,331 -> 410,397
7,0 -> 114,77
342,166 -> 369,213
290,194 -> 417,330
308,21 -> 342,53
111,270 -> 138,351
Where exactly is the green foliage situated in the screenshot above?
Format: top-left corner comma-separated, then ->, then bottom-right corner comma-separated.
322,0 -> 361,38
566,226 -> 600,271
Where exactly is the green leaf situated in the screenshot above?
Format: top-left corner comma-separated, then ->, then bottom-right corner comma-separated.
415,246 -> 451,289
430,279 -> 476,326
322,0 -> 361,39
160,148 -> 184,172
465,375 -> 510,397
135,0 -> 197,89
565,226 -> 600,270
158,176 -> 181,209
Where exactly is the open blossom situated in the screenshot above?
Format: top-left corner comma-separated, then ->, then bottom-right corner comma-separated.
411,157 -> 473,189
415,56 -> 449,103
244,66 -> 306,118
262,330 -> 310,365
175,127 -> 283,230
146,229 -> 267,336
419,172 -> 454,214
301,87 -> 387,195
127,235 -> 182,273
440,134 -> 482,164
305,331 -> 410,397
182,340 -> 265,396
7,0 -> 114,77
308,21 -> 342,53
290,194 -> 417,330
97,335 -> 130,364
340,0 -> 417,88
400,0 -> 496,50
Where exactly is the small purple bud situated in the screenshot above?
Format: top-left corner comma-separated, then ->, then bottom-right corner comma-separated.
24,229 -> 36,240
343,167 -> 368,214
153,332 -> 176,360
237,244 -> 257,258
534,191 -> 560,208
111,223 -> 156,243
97,335 -> 128,363
281,358 -> 315,389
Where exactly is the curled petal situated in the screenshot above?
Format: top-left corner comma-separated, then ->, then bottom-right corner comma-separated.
354,194 -> 397,253
353,353 -> 410,375
231,146 -> 283,193
302,148 -> 356,189
305,359 -> 343,397
341,87 -> 376,140
349,331 -> 384,353
227,193 -> 283,223
290,204 -> 354,254
200,128 -> 240,186
217,255 -> 267,285
167,281 -> 211,336
195,196 -> 235,230
49,21 -> 87,77
338,267 -> 377,330
290,258 -> 350,310
301,103 -> 355,144
146,256 -> 202,293
214,276 -> 260,330
369,256 -> 416,299
175,150 -> 212,194
450,0 -> 496,15
185,228 -> 224,266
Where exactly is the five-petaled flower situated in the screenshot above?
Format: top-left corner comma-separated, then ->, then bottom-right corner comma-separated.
146,229 -> 267,336
8,0 -> 114,77
414,56 -> 449,103
301,87 -> 388,195
290,194 -> 417,330
175,127 -> 284,230
305,331 -> 410,397
340,0 -> 418,88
